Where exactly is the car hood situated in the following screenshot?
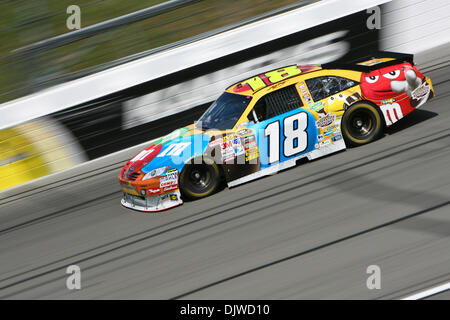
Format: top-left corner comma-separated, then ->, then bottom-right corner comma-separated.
121,125 -> 213,177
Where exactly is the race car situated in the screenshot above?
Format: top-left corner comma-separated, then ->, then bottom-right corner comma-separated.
119,51 -> 434,212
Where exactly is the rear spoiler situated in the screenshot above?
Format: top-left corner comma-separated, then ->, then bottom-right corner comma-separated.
322,51 -> 414,73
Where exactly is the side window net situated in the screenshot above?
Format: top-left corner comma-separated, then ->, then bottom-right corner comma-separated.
249,85 -> 303,122
265,85 -> 302,118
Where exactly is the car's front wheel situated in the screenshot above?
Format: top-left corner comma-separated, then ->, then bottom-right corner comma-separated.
179,158 -> 221,200
341,101 -> 383,146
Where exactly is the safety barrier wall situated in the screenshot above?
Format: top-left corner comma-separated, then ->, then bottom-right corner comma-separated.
380,0 -> 450,71
0,0 -> 390,191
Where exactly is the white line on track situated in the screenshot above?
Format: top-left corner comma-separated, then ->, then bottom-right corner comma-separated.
402,281 -> 450,300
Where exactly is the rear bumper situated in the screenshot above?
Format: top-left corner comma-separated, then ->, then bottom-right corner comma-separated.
414,76 -> 434,108
121,190 -> 183,212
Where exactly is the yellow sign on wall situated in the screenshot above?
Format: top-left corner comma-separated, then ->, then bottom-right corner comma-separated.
0,119 -> 86,191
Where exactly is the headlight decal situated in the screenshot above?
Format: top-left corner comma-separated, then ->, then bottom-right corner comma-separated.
142,166 -> 168,180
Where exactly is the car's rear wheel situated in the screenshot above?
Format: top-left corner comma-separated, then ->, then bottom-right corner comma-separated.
179,158 -> 221,200
341,101 -> 383,146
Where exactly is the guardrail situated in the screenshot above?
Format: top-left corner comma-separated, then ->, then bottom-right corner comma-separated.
0,0 -> 315,104
13,0 -> 201,57
42,0 -> 318,84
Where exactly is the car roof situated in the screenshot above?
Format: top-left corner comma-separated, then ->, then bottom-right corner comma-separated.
227,53 -> 414,97
226,64 -> 321,96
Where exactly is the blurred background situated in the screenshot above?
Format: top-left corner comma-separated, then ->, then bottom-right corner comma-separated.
0,0 -> 449,191
0,0 -> 319,190
1,0 -> 450,301
0,0 -> 308,103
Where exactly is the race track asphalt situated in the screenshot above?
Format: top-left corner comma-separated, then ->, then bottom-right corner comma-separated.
0,65 -> 449,300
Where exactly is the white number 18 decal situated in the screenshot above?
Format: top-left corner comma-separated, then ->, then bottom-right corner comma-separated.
264,112 -> 308,164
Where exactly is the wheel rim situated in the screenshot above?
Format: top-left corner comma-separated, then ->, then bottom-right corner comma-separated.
347,108 -> 375,139
186,165 -> 212,193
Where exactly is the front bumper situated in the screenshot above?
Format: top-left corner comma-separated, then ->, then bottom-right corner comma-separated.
121,190 -> 183,212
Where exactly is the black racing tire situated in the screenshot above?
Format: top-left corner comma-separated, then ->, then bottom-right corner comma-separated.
341,101 -> 383,146
179,157 -> 221,200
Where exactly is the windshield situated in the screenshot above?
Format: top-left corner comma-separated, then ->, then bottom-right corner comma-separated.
196,92 -> 252,130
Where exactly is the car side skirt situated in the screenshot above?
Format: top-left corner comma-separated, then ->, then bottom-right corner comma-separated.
227,139 -> 346,188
